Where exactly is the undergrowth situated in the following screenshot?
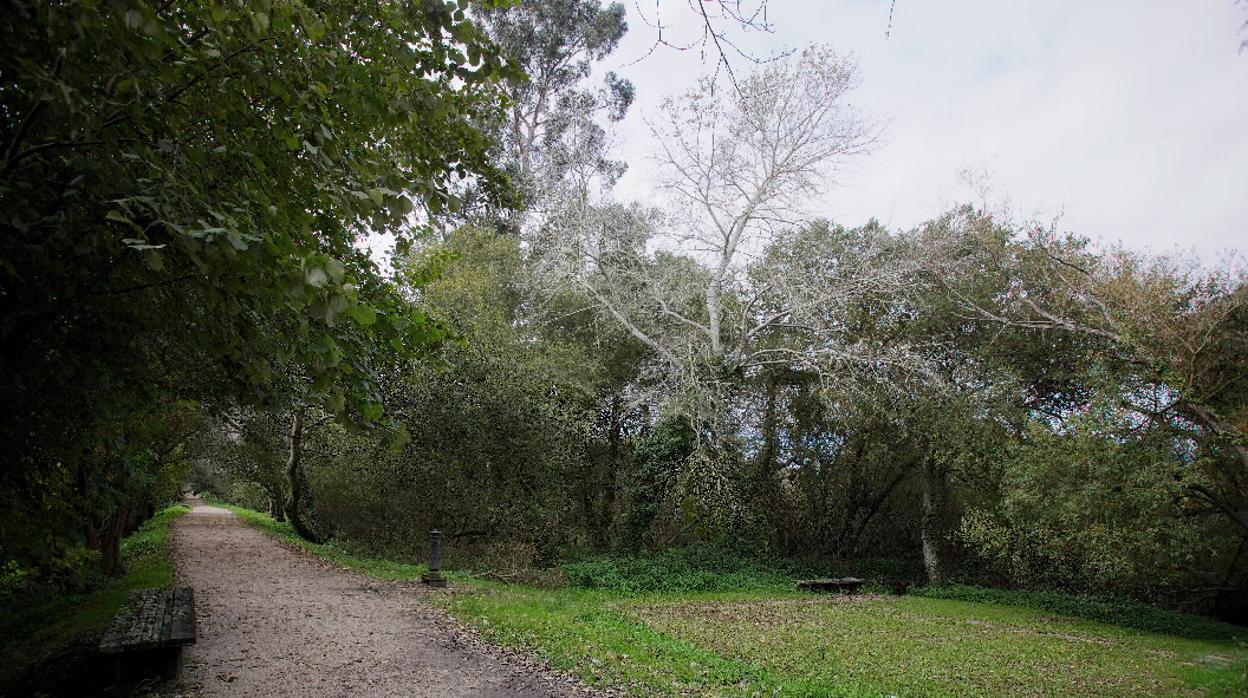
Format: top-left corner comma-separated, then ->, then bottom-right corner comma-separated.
559,545 -> 921,594
0,503 -> 190,687
560,546 -> 792,593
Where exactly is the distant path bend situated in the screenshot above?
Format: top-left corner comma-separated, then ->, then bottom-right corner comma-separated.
173,499 -> 584,697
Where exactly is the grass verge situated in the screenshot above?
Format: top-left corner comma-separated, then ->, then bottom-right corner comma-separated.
0,503 -> 190,687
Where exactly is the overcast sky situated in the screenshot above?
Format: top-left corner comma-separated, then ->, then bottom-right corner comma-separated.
601,1 -> 1247,260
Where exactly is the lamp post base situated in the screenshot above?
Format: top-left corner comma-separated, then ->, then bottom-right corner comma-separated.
421,572 -> 448,588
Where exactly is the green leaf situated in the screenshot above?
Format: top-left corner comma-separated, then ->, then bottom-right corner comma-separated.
144,251 -> 164,271
306,267 -> 329,288
350,303 -> 377,326
394,195 -> 414,216
251,11 -> 270,35
121,238 -> 166,251
329,293 -> 349,314
325,257 -> 345,283
391,423 -> 412,449
361,401 -> 384,421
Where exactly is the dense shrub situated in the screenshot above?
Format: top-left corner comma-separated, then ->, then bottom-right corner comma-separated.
225,482 -> 272,514
560,545 -> 930,594
956,420 -> 1242,606
561,545 -> 792,593
618,417 -> 696,551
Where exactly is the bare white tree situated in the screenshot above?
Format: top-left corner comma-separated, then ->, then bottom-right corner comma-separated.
647,45 -> 875,364
529,46 -> 943,428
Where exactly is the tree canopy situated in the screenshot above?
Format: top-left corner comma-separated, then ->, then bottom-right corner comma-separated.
1,0 -> 513,575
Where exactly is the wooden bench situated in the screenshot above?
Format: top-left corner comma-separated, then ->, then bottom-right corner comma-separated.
99,587 -> 196,685
797,577 -> 865,594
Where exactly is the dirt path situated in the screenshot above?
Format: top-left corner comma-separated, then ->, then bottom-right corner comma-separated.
172,500 -> 589,697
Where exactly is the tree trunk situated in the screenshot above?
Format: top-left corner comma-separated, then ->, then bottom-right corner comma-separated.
706,276 -> 723,357
846,461 -> 917,554
268,491 -> 286,522
921,457 -> 947,585
90,497 -> 132,576
284,408 -> 321,543
597,396 -> 622,549
757,374 -> 780,480
755,373 -> 782,541
98,518 -> 124,576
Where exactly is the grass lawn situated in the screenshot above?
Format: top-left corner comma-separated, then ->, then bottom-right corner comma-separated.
219,502 -> 1248,697
0,503 -> 190,687
441,586 -> 1248,697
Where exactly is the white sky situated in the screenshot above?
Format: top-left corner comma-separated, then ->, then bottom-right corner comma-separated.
603,1 -> 1248,260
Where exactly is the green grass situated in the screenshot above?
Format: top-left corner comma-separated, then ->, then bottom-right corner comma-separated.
910,584 -> 1243,643
0,503 -> 190,685
441,586 -> 1248,697
208,500 -> 1248,697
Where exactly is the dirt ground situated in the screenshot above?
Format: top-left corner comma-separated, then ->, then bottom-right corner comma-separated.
172,500 -> 593,697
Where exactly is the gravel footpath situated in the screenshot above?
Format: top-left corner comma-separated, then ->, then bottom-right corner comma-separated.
172,500 -> 595,697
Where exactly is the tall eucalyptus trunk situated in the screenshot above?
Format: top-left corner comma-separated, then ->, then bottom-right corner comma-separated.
921,457 -> 947,585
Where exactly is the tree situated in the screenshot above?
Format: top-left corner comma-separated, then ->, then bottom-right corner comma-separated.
959,411 -> 1240,602
647,45 -> 874,366
301,228 -> 601,561
534,48 -> 888,425
0,0 -> 511,576
934,215 -> 1248,537
470,0 -> 634,233
188,410 -> 293,522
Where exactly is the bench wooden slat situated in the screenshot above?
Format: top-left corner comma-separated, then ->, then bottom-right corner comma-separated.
137,589 -> 163,647
100,587 -> 196,654
168,587 -> 196,645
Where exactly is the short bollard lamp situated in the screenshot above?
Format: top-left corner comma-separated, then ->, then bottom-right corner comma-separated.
422,529 -> 447,588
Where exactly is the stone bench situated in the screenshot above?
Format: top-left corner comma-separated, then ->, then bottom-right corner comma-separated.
797,577 -> 865,594
99,587 -> 196,685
